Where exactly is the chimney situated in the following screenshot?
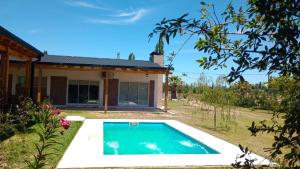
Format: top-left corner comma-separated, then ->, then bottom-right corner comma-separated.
149,52 -> 164,66
43,50 -> 48,56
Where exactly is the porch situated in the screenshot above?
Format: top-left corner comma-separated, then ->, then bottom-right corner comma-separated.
8,56 -> 170,113
0,26 -> 42,111
40,64 -> 168,113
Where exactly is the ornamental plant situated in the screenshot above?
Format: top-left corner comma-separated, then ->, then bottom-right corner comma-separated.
0,97 -> 37,141
14,97 -> 37,132
26,103 -> 71,169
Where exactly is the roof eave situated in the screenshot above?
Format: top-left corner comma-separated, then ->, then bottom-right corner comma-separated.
35,62 -> 168,71
0,25 -> 43,57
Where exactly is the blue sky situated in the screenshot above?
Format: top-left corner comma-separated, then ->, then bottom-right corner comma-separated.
0,0 -> 268,84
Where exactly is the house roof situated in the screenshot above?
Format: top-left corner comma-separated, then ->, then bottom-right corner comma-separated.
0,26 -> 43,57
38,55 -> 167,70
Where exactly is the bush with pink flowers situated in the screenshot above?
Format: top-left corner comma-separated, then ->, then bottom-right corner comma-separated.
26,102 -> 71,169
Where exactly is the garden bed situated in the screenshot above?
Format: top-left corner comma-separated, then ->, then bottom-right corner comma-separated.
0,122 -> 82,168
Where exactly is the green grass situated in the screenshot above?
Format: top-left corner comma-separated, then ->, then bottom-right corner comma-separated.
170,100 -> 282,164
0,122 -> 82,169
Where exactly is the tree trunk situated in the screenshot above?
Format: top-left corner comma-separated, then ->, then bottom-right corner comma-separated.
214,106 -> 217,129
171,86 -> 177,99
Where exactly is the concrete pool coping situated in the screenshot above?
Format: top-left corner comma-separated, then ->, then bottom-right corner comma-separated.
57,119 -> 274,168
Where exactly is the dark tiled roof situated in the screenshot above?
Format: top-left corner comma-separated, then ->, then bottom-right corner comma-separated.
150,51 -> 163,55
0,26 -> 43,56
38,55 -> 166,70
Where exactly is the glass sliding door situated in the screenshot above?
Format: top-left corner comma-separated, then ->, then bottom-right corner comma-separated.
68,80 -> 99,104
128,82 -> 139,105
119,82 -> 149,106
68,80 -> 78,103
138,83 -> 148,105
79,80 -> 89,103
89,81 -> 99,104
119,82 -> 129,105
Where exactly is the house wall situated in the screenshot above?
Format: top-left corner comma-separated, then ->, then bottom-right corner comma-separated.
9,66 -> 163,108
37,68 -> 103,105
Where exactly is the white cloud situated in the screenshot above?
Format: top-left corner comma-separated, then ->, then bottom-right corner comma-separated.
115,11 -> 136,17
86,8 -> 148,24
65,0 -> 108,10
126,9 -> 147,23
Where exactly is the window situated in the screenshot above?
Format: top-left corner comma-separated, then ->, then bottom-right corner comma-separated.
15,76 -> 25,96
79,80 -> 89,103
68,80 -> 78,103
138,83 -> 149,105
89,81 -> 99,104
119,82 -> 149,106
68,80 -> 99,104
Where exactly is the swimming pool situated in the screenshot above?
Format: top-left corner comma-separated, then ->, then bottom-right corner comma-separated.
57,119 -> 272,168
104,122 -> 219,155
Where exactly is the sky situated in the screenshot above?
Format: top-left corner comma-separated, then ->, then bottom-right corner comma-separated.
0,0 -> 269,84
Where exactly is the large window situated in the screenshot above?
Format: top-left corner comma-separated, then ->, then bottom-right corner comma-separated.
89,81 -> 99,104
68,80 -> 99,104
15,76 -> 25,96
119,82 -> 149,106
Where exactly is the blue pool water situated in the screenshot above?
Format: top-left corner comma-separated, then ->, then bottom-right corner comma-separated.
103,122 -> 219,155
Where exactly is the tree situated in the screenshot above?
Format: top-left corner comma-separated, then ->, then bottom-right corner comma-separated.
168,75 -> 183,99
116,52 -> 120,59
231,81 -> 256,107
150,0 -> 300,167
128,52 -> 135,61
194,72 -> 211,94
154,37 -> 164,54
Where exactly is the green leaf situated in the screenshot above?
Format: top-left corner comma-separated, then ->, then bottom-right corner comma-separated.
238,144 -> 244,152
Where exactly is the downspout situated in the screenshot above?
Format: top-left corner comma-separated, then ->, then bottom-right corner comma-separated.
29,55 -> 42,99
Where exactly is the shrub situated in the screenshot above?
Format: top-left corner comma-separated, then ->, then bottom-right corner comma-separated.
0,97 -> 38,141
26,102 -> 71,169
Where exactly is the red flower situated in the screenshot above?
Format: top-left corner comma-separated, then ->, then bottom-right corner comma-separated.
51,109 -> 62,116
60,118 -> 71,129
42,104 -> 51,111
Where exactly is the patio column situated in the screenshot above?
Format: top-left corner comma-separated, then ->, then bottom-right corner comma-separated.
37,67 -> 42,103
164,71 -> 169,112
24,58 -> 32,97
0,50 -> 9,102
104,72 -> 108,114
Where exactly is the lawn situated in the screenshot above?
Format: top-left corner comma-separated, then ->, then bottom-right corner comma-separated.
0,122 -> 82,169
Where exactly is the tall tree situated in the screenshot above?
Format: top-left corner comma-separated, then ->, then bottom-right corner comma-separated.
150,0 -> 300,167
154,37 -> 164,54
168,75 -> 183,99
116,52 -> 120,59
128,52 -> 135,61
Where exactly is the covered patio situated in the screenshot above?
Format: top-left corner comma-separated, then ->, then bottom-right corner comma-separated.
33,62 -> 170,113
0,26 -> 42,111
